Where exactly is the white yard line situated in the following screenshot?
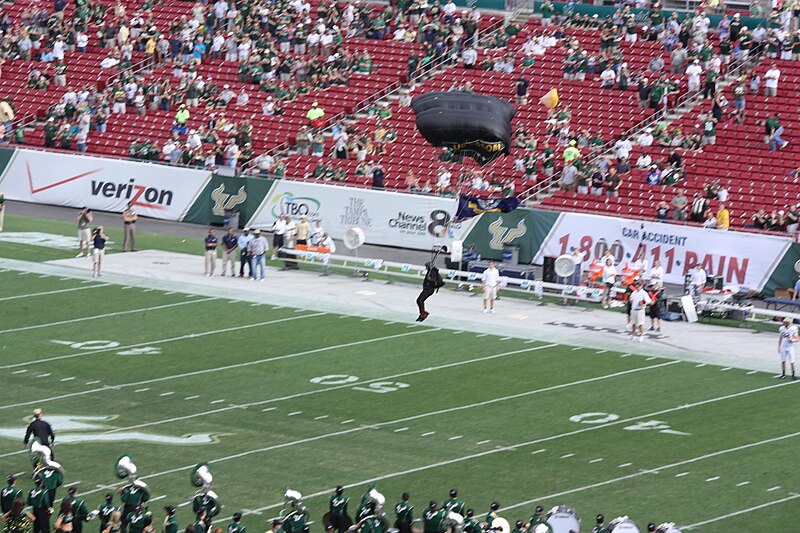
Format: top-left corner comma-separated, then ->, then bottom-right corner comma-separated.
0,328 -> 439,412
0,284 -> 107,302
0,312 -> 327,371
0,298 -> 217,334
681,493 -> 800,530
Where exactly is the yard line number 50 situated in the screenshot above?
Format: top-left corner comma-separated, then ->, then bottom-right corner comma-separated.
309,375 -> 410,394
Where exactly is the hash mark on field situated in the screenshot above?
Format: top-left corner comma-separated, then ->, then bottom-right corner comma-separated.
620,353 -> 632,358
159,392 -> 175,397
595,350 -> 608,354
476,440 -> 491,445
60,377 -> 75,382
737,481 -> 751,487
448,435 -> 463,441
675,472 -> 690,478
271,306 -> 285,310
720,367 -> 732,372
531,449 -> 546,455
143,289 -> 154,292
293,309 -> 306,313
184,395 -> 200,400
561,453 -> 575,459
85,380 -> 100,385
37,275 -> 50,278
121,286 -> 133,290
261,407 -> 276,412
589,458 -> 604,463
135,388 -> 150,393
341,419 -> 355,424
361,318 -> 373,322
421,431 -> 436,437
572,347 -> 583,351
646,357 -> 657,361
36,374 -> 51,378
747,370 -> 759,375
210,399 -> 225,404
164,292 -> 176,295
394,427 -> 409,433
59,277 -> 71,281
384,322 -> 396,325
524,340 -> 538,344
18,272 -> 31,275
287,411 -> 302,416
500,337 -> 512,341
452,331 -> 464,335
250,303 -> 262,307
618,463 -> 633,468
12,370 -> 27,374
767,486 -> 782,492
314,415 -> 329,420
695,363 -> 707,368
407,324 -> 419,328
706,476 -> 720,482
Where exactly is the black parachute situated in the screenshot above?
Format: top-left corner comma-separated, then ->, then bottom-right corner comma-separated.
411,92 -> 516,166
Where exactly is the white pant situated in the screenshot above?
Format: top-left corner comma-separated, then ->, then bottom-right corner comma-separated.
631,309 -> 647,327
781,345 -> 796,363
483,285 -> 497,301
222,250 -> 236,274
205,250 -> 216,274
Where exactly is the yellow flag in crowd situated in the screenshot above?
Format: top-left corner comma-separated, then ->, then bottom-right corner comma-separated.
539,88 -> 559,109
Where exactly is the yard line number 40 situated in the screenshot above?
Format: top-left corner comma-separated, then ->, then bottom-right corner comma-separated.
569,412 -> 690,436
310,374 -> 410,394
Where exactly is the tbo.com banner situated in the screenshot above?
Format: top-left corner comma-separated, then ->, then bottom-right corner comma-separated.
247,181 -> 463,249
0,149 -> 212,220
532,211 -> 792,290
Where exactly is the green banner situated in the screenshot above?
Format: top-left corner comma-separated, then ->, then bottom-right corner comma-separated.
764,242 -> 800,297
0,146 -> 16,182
182,174 -> 274,227
460,208 -> 560,263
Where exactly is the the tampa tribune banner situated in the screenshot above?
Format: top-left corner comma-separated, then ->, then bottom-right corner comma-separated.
0,148 -> 212,220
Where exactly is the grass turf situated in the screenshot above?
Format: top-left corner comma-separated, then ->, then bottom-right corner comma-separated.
0,214 -> 797,532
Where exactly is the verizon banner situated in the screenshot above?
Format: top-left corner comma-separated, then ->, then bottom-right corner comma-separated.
0,149 -> 212,220
532,211 -> 792,290
247,181 -> 465,250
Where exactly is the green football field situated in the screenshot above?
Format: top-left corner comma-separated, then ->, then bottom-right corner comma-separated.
0,214 -> 799,533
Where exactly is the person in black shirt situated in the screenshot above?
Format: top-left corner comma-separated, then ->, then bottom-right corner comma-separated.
23,408 -> 55,454
416,262 -> 444,322
92,227 -> 109,278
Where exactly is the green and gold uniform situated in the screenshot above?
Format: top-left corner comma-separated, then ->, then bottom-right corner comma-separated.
227,522 -> 245,533
1,483 -> 23,513
394,501 -> 412,533
163,514 -> 178,533
282,512 -> 307,533
529,515 -> 552,533
442,499 -> 465,516
98,503 -> 119,532
361,517 -> 383,533
423,508 -> 446,533
463,518 -> 482,533
329,494 -> 349,533
127,511 -> 147,533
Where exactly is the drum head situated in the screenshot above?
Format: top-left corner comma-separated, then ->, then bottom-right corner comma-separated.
546,506 -> 580,533
609,517 -> 640,533
655,524 -> 681,533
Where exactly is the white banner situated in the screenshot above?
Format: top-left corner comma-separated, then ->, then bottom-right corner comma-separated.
247,181 -> 467,250
0,149 -> 211,220
532,212 -> 792,290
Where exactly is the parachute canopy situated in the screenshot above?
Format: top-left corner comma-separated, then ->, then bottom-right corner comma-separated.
411,92 -> 516,167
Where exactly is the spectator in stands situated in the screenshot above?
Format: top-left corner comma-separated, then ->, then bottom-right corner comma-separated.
563,140 -> 580,165
764,113 -> 789,151
637,77 -> 650,108
599,65 -> 616,88
716,203 -> 730,230
751,208 -> 768,229
764,63 -> 781,97
670,43 -> 687,74
606,167 -> 621,197
703,211 -> 717,229
463,45 -> 477,69
636,152 -> 652,169
175,104 -> 190,126
560,162 -> 578,192
307,102 -> 325,127
691,193 -> 709,223
372,162 -> 385,189
514,75 -> 529,105
656,201 -> 670,221
686,59 -> 702,93
671,189 -> 688,221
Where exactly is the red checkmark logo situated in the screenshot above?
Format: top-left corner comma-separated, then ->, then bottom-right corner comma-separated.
27,160 -> 102,194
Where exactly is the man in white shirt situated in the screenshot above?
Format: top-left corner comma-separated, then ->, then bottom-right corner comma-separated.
685,59 -> 703,92
629,279 -> 653,342
613,136 -> 632,161
271,214 -> 288,259
689,264 -> 707,299
481,260 -> 501,313
636,152 -> 652,169
437,167 -> 452,191
638,128 -> 654,147
600,66 -> 616,88
777,317 -> 798,379
462,46 -> 477,68
648,260 -> 664,288
320,233 -> 336,274
601,258 -> 617,308
764,63 -> 780,97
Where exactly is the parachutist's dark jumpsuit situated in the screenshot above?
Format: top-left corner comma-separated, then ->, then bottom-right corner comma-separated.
416,267 -> 438,315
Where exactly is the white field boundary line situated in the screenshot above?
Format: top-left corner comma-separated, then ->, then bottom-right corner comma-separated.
0,327 -> 438,411
498,431 -> 800,513
74,356 -> 673,499
0,284 -> 108,302
0,298 -> 217,334
0,312 -> 328,371
681,493 -> 800,530
238,380 -> 800,516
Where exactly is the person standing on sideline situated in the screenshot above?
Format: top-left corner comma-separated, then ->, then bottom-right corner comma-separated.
121,202 -> 138,252
777,317 -> 798,380
628,280 -> 652,342
648,260 -> 664,288
601,257 -> 617,308
163,507 -> 178,533
416,262 -> 444,322
328,486 -> 349,533
92,227 -> 109,277
23,409 -> 55,452
76,207 -> 93,257
237,228 -> 253,278
226,513 -> 245,533
481,260 -> 500,313
64,487 -> 90,533
1,476 -> 22,514
27,477 -> 51,533
221,228 -> 237,276
647,283 -> 665,333
248,229 -> 269,281
204,229 -> 218,276
98,494 -> 119,533
320,233 -> 336,274
0,192 -> 5,231
689,264 -> 707,299
296,215 -> 310,246
271,214 -> 287,260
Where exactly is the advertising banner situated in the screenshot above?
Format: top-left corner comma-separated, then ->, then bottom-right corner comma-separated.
246,181 -> 465,249
531,211 -> 792,290
0,149 -> 212,220
182,174 -> 273,227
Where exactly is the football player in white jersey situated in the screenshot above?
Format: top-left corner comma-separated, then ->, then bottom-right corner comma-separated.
777,317 -> 798,380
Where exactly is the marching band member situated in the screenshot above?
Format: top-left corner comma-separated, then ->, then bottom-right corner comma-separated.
462,510 -> 482,533
227,512 -> 246,533
163,507 -> 178,533
442,490 -> 464,517
329,486 -> 349,533
1,475 -> 22,514
423,501 -> 446,533
99,494 -> 119,533
394,493 -> 413,533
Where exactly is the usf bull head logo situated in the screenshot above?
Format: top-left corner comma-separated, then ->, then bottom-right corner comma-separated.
211,185 -> 247,216
487,217 -> 527,250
